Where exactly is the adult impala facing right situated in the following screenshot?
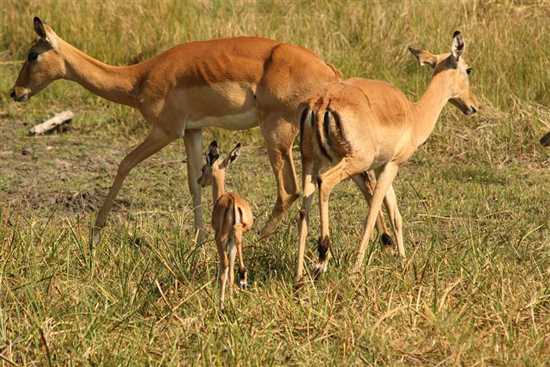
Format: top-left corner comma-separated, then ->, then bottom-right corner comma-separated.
296,31 -> 479,282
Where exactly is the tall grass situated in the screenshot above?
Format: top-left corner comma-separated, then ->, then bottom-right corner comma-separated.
0,0 -> 549,365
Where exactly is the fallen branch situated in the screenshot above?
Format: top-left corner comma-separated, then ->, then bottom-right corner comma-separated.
29,111 -> 74,136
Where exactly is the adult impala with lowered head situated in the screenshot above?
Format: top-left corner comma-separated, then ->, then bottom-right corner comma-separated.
11,17 -> 399,246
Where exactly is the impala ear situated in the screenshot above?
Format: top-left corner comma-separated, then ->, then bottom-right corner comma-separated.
33,16 -> 58,48
33,17 -> 47,39
221,143 -> 241,169
409,47 -> 438,68
228,143 -> 241,163
451,31 -> 465,61
207,140 -> 219,164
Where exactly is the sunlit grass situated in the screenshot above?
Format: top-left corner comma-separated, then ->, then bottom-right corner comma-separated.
0,0 -> 549,365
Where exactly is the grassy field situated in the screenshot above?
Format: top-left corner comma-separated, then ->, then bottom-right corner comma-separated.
1,0 -> 550,365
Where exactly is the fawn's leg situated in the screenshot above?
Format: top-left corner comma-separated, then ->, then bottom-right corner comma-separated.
216,235 -> 229,310
234,224 -> 248,289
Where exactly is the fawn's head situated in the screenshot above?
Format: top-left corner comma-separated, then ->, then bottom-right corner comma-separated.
197,141 -> 242,187
409,31 -> 479,116
10,17 -> 65,102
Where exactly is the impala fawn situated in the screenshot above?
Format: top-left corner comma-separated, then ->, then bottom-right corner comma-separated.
296,31 -> 479,282
198,141 -> 253,309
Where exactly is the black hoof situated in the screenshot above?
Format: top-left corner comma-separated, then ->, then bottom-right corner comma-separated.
317,236 -> 330,261
380,233 -> 394,247
238,269 -> 248,289
540,131 -> 550,147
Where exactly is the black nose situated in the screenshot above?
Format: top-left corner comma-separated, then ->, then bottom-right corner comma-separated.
10,90 -> 15,99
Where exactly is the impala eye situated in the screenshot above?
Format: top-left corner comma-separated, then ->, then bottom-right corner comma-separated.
466,67 -> 473,75
28,51 -> 39,62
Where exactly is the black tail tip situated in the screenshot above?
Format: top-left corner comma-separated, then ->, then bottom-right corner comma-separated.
540,131 -> 550,146
453,30 -> 461,38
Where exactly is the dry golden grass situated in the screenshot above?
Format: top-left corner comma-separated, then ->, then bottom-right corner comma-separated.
0,0 -> 549,365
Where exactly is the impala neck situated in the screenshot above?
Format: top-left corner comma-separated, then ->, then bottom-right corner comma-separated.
59,38 -> 145,108
212,172 -> 225,202
411,72 -> 452,147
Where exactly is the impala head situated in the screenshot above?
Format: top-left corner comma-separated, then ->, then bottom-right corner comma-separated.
409,31 -> 479,116
10,17 -> 65,102
198,141 -> 242,187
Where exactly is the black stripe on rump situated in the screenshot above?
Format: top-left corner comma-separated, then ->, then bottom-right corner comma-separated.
299,107 -> 310,155
313,111 -> 332,162
323,110 -> 332,149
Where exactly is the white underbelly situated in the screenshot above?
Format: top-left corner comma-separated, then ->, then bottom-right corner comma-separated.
186,109 -> 259,130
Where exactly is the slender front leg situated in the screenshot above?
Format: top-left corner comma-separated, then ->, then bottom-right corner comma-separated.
183,129 -> 205,244
92,127 -> 175,244
316,160 -> 351,277
295,160 -> 316,284
383,185 -> 405,258
352,163 -> 400,274
259,115 -> 300,238
351,173 -> 394,247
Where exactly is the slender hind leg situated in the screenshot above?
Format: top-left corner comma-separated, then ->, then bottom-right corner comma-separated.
234,224 -> 248,289
216,235 -> 229,310
315,160 -> 351,277
259,115 -> 300,238
92,127 -> 176,245
295,159 -> 317,284
228,238 -> 236,297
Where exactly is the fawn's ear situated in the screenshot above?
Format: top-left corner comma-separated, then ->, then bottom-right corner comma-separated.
221,143 -> 241,169
206,140 -> 219,165
408,47 -> 438,68
228,143 -> 241,163
451,31 -> 465,61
